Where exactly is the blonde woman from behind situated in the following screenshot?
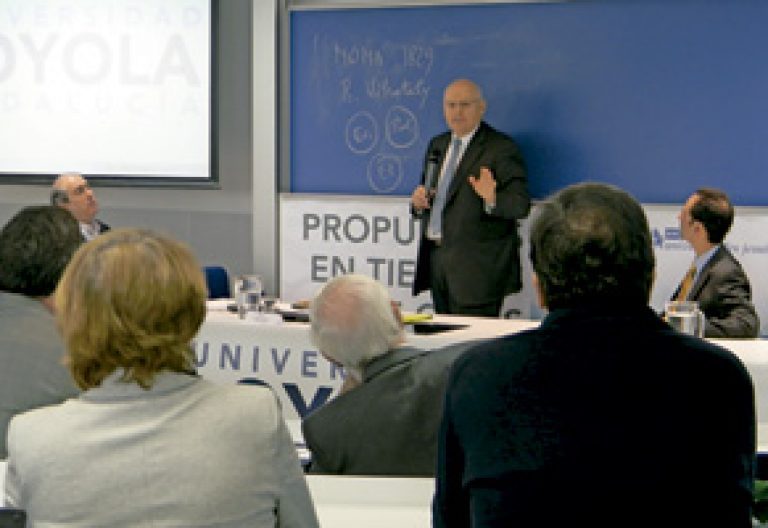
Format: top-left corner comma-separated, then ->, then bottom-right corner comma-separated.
4,228 -> 318,528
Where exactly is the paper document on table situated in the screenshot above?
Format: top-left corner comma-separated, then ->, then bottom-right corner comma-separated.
402,313 -> 433,324
205,299 -> 234,311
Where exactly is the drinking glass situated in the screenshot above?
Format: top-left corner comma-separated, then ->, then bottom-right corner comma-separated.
234,274 -> 263,320
664,300 -> 705,338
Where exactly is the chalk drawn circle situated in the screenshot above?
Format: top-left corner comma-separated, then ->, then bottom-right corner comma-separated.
385,105 -> 419,149
345,111 -> 378,155
367,154 -> 403,193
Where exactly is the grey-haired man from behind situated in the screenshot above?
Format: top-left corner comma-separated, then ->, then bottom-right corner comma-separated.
301,273 -> 481,476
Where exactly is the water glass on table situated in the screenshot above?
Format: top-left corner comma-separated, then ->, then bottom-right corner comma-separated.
235,274 -> 263,320
664,300 -> 705,338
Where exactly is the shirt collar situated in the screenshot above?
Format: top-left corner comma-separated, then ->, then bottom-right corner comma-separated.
362,346 -> 426,382
453,124 -> 480,147
80,221 -> 98,241
693,244 -> 720,278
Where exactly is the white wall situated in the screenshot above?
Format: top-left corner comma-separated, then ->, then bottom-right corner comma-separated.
252,0 -> 279,295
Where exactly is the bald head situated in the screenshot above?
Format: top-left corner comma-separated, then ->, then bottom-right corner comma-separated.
52,173 -> 99,224
443,79 -> 487,137
310,274 -> 404,380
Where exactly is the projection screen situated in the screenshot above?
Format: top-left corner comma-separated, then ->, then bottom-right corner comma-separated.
0,0 -> 215,186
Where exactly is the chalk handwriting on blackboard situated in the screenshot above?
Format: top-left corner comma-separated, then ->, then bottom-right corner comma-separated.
309,35 -> 437,192
366,77 -> 430,108
331,41 -> 435,109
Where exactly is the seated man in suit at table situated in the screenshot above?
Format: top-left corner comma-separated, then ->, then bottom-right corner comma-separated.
671,187 -> 759,338
0,206 -> 83,458
433,182 -> 755,527
302,273 -> 480,476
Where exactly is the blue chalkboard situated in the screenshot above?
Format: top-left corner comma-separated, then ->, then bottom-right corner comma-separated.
290,1 -> 768,204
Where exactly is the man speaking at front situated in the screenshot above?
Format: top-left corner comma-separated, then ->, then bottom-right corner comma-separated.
410,79 -> 530,317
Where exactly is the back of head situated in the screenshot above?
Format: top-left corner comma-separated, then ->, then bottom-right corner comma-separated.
530,182 -> 655,310
310,274 -> 403,380
55,228 -> 207,390
691,187 -> 733,244
0,206 -> 82,297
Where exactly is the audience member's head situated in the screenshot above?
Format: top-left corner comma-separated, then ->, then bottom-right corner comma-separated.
529,182 -> 655,310
55,228 -> 207,390
51,172 -> 99,224
0,205 -> 82,299
310,274 -> 404,381
683,187 -> 734,245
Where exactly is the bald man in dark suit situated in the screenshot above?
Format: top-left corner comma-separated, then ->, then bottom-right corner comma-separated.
411,79 -> 530,317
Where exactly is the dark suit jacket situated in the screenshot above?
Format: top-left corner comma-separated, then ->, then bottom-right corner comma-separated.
301,341 -> 481,476
412,122 -> 530,306
671,245 -> 759,338
434,305 -> 755,527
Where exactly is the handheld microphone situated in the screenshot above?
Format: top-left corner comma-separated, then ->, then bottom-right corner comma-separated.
423,150 -> 441,197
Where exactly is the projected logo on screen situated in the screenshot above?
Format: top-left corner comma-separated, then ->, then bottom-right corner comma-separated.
0,0 -> 211,178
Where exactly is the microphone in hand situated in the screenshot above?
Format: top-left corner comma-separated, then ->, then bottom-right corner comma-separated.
423,149 -> 441,203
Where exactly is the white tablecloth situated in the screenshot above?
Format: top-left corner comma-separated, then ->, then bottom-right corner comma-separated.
196,308 -> 768,450
195,309 -> 538,423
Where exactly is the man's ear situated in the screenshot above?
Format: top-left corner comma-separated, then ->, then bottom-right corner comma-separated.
532,273 -> 547,310
390,300 -> 404,328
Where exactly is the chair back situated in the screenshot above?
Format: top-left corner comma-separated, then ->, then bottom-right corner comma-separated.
0,509 -> 26,528
203,266 -> 231,299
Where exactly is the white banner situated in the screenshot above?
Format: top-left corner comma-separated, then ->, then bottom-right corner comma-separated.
280,194 -> 433,312
193,314 -> 343,422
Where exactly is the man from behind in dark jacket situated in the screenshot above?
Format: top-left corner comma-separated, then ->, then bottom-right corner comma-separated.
434,182 -> 755,527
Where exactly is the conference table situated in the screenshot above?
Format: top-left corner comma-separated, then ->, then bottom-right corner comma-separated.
196,306 -> 768,451
194,306 -> 540,429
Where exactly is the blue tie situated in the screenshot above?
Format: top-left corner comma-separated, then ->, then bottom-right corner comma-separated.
428,138 -> 463,240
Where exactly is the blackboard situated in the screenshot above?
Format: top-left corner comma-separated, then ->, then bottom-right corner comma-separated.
290,1 -> 768,205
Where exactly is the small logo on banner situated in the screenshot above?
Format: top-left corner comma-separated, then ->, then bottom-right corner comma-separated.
651,226 -> 689,251
664,227 -> 682,241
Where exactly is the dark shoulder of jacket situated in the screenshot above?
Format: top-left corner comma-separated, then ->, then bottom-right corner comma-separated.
479,120 -> 520,146
447,331 -> 537,380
